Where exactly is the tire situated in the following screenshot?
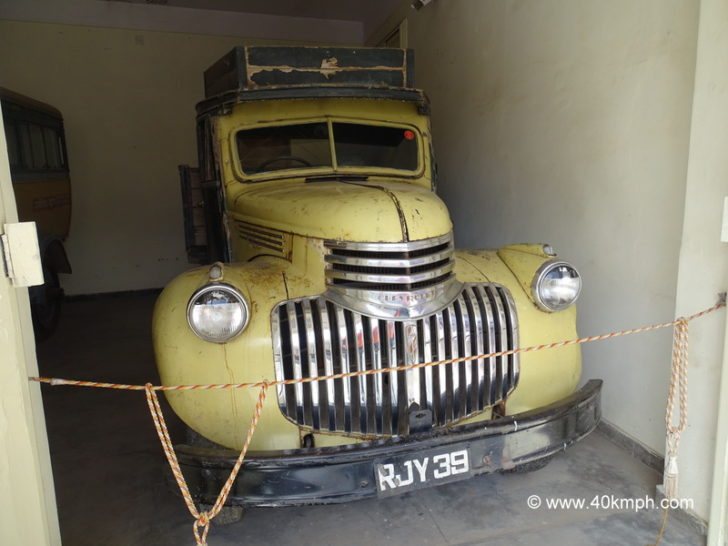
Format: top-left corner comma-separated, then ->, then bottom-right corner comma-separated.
31,266 -> 62,341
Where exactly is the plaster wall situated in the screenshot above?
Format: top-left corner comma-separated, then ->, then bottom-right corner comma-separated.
0,20 -> 309,295
0,0 -> 362,44
673,0 -> 728,521
401,0 -> 702,508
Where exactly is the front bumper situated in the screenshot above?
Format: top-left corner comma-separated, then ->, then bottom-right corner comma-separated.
177,379 -> 602,507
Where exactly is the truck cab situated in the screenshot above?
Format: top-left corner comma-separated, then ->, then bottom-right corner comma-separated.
153,46 -> 601,507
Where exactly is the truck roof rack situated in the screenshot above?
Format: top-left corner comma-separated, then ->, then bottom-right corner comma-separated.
197,46 -> 429,116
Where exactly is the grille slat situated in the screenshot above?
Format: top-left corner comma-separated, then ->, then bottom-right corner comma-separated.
351,313 -> 368,434
318,302 -> 337,431
333,306 -> 353,433
488,285 -> 509,399
446,306 -> 461,420
285,302 -> 306,425
456,295 -> 474,415
273,284 -> 519,437
324,234 -> 455,294
421,319 -> 434,416
434,313 -> 448,425
302,300 -> 321,430
386,322 -> 400,435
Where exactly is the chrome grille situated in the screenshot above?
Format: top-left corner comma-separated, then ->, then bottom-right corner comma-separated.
271,284 -> 519,436
324,234 -> 454,291
323,234 -> 463,320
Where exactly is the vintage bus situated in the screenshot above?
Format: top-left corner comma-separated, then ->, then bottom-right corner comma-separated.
1,88 -> 72,338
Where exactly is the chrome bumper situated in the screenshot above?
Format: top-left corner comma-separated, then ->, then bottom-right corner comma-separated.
176,379 -> 601,507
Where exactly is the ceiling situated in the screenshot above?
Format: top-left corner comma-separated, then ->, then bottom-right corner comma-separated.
135,0 -> 403,34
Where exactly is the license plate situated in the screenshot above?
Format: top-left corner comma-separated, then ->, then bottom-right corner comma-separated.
375,448 -> 472,496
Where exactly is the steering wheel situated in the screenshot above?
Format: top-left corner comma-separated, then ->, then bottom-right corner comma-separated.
255,156 -> 312,172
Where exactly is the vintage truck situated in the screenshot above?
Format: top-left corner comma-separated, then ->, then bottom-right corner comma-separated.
152,46 -> 601,508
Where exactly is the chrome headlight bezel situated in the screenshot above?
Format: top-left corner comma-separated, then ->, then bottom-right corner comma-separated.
531,260 -> 582,312
186,283 -> 250,343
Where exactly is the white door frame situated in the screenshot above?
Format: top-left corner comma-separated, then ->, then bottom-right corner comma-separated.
0,102 -> 61,545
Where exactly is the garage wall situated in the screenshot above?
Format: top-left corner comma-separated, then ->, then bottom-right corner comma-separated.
377,0 -> 707,512
0,20 -> 313,295
673,0 -> 728,522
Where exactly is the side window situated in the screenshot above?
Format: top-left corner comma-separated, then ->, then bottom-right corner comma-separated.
43,127 -> 62,169
2,102 -> 67,174
4,120 -> 20,168
18,122 -> 32,169
29,123 -> 46,169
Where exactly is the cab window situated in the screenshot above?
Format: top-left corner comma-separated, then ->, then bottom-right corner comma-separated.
236,120 -> 419,177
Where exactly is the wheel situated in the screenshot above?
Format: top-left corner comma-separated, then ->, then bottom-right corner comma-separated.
31,266 -> 62,341
255,155 -> 312,172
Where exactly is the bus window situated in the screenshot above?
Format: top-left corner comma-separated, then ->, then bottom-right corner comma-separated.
29,123 -> 46,169
5,121 -> 20,168
43,127 -> 62,169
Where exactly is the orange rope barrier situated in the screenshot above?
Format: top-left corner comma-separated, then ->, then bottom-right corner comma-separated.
28,298 -> 725,545
30,298 -> 725,393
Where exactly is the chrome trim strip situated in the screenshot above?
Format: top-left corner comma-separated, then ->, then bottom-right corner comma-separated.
324,233 -> 452,253
325,262 -> 454,285
324,280 -> 463,321
324,249 -> 452,269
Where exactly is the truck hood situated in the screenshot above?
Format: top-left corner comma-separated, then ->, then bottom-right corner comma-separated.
230,180 -> 452,242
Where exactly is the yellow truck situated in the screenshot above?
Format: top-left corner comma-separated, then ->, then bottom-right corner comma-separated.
1,89 -> 72,339
153,46 -> 601,507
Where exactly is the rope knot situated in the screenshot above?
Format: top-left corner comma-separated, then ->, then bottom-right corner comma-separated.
193,512 -> 211,545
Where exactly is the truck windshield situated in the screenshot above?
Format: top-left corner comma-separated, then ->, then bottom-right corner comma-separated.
236,121 -> 419,176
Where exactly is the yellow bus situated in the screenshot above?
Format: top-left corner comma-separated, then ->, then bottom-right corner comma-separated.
1,88 -> 72,339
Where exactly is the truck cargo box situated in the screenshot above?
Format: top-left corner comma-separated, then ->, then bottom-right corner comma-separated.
204,46 -> 415,98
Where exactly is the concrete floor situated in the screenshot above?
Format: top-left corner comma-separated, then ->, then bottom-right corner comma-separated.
35,292 -> 705,546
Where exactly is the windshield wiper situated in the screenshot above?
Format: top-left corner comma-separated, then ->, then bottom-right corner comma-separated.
305,175 -> 369,183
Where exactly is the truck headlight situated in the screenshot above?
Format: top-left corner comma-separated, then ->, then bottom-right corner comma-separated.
532,261 -> 582,312
187,284 -> 249,343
